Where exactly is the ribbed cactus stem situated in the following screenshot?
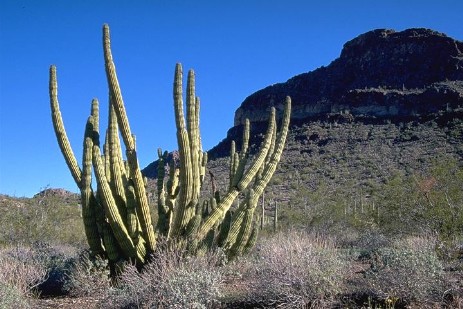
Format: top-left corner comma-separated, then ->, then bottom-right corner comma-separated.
229,141 -> 236,190
196,108 -> 277,241
231,120 -> 250,188
156,149 -> 172,236
49,65 -> 82,187
126,182 -> 139,242
91,98 -> 99,133
236,109 -> 275,191
81,114 -> 105,256
108,103 -> 127,208
250,97 -> 291,199
103,24 -> 134,151
222,99 -> 290,253
186,69 -> 202,224
171,64 -> 196,236
103,24 -> 156,252
92,129 -> 145,264
229,207 -> 254,258
243,226 -> 258,254
241,119 -> 250,156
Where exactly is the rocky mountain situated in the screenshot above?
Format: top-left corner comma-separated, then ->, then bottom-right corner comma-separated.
207,28 -> 463,158
237,28 -> 463,123
143,29 -> 463,206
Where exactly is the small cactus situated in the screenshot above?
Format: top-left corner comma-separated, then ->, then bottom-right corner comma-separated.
49,24 -> 291,265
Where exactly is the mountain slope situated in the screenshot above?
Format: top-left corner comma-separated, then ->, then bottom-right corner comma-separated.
142,28 -> 463,235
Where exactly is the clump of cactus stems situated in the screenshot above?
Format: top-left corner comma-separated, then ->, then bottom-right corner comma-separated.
49,24 -> 291,268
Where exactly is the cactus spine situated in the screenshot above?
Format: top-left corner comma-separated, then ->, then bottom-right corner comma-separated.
49,24 -> 291,264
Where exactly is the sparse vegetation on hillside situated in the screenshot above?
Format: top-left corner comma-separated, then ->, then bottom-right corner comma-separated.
0,192 -> 86,247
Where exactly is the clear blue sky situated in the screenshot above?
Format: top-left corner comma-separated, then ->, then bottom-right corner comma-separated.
1,0 -> 462,197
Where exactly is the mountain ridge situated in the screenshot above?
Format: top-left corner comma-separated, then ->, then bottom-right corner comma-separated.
144,27 -> 463,178
234,28 -> 463,125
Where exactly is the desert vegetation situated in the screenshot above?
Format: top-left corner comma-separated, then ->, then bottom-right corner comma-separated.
0,172 -> 462,308
0,24 -> 462,308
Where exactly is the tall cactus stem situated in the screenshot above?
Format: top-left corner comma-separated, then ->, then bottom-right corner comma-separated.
49,65 -> 82,187
103,24 -> 156,252
81,113 -> 105,256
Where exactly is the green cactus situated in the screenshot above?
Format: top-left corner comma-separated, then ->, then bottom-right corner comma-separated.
49,24 -> 291,265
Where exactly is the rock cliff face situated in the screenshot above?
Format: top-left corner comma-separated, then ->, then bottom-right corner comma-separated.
233,28 -> 463,126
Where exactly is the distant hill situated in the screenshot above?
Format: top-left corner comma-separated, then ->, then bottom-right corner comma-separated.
144,27 -> 463,171
207,28 -> 463,158
142,29 -> 463,232
236,28 -> 463,123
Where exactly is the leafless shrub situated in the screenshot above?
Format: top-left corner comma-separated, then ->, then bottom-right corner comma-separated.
0,246 -> 49,308
365,235 -> 447,304
0,281 -> 30,309
244,230 -> 348,307
101,240 -> 224,308
64,250 -> 110,297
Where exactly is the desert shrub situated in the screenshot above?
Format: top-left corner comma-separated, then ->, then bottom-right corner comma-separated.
0,281 -> 30,309
349,231 -> 392,261
101,241 -> 224,309
64,250 -> 110,297
27,242 -> 81,296
0,245 -> 49,307
364,236 -> 446,304
245,230 -> 347,307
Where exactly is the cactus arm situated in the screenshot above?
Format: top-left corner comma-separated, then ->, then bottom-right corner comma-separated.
171,64 -> 195,236
243,226 -> 258,255
217,210 -> 232,247
222,98 -> 291,253
81,112 -> 105,256
196,108 -> 276,240
231,119 -> 250,188
108,103 -> 127,211
251,97 -> 291,199
91,119 -> 145,263
235,109 -> 275,191
229,141 -> 236,190
126,182 -> 141,242
156,149 -> 172,236
102,25 -> 134,151
187,70 -> 201,205
241,118 -> 250,156
228,207 -> 254,258
49,65 -> 82,187
103,24 -> 156,252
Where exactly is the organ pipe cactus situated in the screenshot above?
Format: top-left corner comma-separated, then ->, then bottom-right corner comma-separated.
49,24 -> 291,265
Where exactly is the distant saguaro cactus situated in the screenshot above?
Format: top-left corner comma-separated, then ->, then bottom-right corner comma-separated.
49,24 -> 291,266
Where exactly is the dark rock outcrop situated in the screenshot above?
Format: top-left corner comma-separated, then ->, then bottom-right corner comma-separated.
233,28 -> 463,126
205,28 -> 463,159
